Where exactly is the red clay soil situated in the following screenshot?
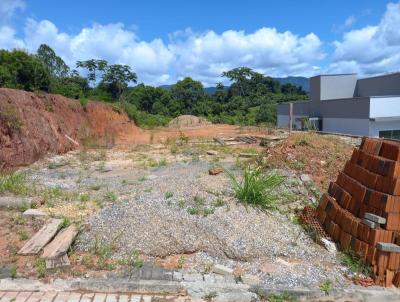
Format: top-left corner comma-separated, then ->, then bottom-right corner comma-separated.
0,88 -> 142,168
0,88 -> 267,168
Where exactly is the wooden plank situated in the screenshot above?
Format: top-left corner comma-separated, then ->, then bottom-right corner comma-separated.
41,225 -> 78,259
44,254 -> 70,269
18,219 -> 62,255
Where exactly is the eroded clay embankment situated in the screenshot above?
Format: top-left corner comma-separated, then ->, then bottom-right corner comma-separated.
0,88 -> 140,168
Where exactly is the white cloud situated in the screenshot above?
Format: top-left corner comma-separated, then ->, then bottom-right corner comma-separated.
170,28 -> 325,86
330,1 -> 400,75
0,18 -> 325,85
0,0 -> 25,25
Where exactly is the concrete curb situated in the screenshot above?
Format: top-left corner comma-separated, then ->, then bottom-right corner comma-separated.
0,278 -> 186,295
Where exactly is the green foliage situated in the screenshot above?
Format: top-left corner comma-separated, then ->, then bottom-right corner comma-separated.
0,49 -> 51,91
227,167 -> 284,210
10,265 -> 17,279
79,93 -> 89,108
338,250 -> 371,275
36,44 -> 70,78
35,258 -> 46,278
60,217 -> 71,229
0,44 -> 307,126
0,171 -> 30,195
165,191 -> 174,199
177,255 -> 186,269
319,279 -> 333,295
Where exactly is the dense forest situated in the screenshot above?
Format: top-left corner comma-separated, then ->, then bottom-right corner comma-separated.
0,45 -> 308,127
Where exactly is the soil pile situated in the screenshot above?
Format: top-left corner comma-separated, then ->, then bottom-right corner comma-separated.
168,115 -> 211,128
0,88 -> 139,168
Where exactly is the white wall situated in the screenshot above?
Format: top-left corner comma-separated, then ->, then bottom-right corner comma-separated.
370,97 -> 400,119
323,118 -> 370,136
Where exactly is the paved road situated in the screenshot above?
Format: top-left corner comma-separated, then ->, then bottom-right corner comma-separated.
0,292 -> 192,302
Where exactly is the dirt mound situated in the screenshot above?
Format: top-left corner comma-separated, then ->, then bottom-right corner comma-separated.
168,115 -> 211,128
0,88 -> 140,168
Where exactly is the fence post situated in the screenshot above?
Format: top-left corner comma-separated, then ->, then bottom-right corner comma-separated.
289,102 -> 293,135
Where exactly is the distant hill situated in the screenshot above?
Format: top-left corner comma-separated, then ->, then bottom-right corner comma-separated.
160,76 -> 309,94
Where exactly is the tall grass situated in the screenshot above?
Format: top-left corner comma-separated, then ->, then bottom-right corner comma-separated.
227,167 -> 284,210
0,171 -> 30,195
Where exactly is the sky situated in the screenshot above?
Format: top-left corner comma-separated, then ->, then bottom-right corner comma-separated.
1,0 -> 400,86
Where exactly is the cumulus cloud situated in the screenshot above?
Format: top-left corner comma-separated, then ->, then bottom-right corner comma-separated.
330,1 -> 400,75
0,0 -> 25,25
0,18 -> 325,85
170,28 -> 325,85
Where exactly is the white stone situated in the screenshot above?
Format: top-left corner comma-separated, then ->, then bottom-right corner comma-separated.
300,174 -> 312,182
241,274 -> 261,286
206,150 -> 218,155
212,264 -> 233,276
321,238 -> 337,254
22,209 -> 48,218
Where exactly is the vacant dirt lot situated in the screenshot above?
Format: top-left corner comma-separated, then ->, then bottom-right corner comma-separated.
0,131 -> 364,291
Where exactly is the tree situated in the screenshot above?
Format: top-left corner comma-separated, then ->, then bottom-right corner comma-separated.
213,82 -> 226,103
0,49 -> 51,91
128,84 -> 171,113
170,77 -> 204,114
222,67 -> 255,97
36,44 -> 70,78
102,64 -> 137,99
76,59 -> 108,85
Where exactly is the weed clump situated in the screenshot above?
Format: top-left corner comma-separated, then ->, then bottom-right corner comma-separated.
0,171 -> 30,195
227,167 -> 283,210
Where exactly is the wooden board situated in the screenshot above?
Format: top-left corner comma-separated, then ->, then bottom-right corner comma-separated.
45,253 -> 70,269
18,218 -> 62,255
41,224 -> 78,259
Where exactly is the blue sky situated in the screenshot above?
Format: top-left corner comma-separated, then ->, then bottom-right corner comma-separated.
1,0 -> 400,86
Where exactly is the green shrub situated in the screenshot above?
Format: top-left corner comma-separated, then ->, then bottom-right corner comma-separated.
227,167 -> 283,210
338,249 -> 371,275
79,94 -> 89,108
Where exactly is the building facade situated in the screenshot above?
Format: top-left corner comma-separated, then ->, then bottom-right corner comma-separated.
277,73 -> 400,139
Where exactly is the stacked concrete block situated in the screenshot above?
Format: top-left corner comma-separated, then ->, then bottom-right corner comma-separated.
316,137 -> 400,287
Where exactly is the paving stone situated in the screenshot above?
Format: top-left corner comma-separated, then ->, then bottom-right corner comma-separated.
67,293 -> 81,302
129,296 -> 141,302
105,294 -> 117,302
364,213 -> 386,224
172,272 -> 183,282
1,291 -> 19,302
117,295 -> 128,302
93,294 -> 106,302
80,293 -> 94,302
22,209 -> 48,218
26,292 -> 43,302
53,292 -> 71,302
212,265 -> 233,276
376,242 -> 400,252
362,218 -> 378,229
15,292 -> 32,302
40,292 -> 57,302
